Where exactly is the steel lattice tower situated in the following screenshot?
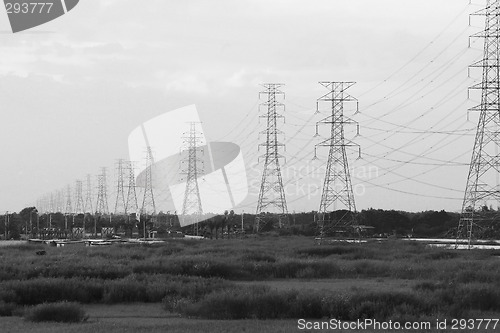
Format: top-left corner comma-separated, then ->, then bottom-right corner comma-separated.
56,190 -> 64,213
49,193 -> 55,213
114,159 -> 127,215
74,180 -> 84,214
96,168 -> 109,215
125,160 -> 138,214
181,122 -> 204,215
315,82 -> 360,238
458,0 -> 500,247
65,185 -> 73,215
141,147 -> 156,215
84,174 -> 94,213
255,83 -> 288,232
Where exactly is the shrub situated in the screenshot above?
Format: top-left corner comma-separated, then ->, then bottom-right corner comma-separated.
25,302 -> 88,323
7,278 -> 104,305
168,287 -> 436,321
0,301 -> 17,316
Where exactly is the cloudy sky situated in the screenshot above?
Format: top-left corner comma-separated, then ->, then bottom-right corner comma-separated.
0,0 -> 489,214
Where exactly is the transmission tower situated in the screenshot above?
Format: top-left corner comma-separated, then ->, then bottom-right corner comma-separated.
49,193 -> 55,214
114,159 -> 127,215
96,168 -> 109,215
181,122 -> 204,216
65,185 -> 73,215
255,83 -> 289,232
84,174 -> 94,213
141,147 -> 156,215
74,180 -> 84,214
458,0 -> 500,247
314,82 -> 360,239
125,160 -> 138,214
56,190 -> 64,213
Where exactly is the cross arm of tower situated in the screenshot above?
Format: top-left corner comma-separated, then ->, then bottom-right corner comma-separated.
468,104 -> 500,112
316,138 -> 360,148
316,115 -> 358,125
319,81 -> 355,89
258,141 -> 285,148
469,59 -> 499,68
470,30 -> 500,39
469,82 -> 500,91
470,4 -> 499,17
257,152 -> 286,162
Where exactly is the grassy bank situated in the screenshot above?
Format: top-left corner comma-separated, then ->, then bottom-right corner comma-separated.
0,237 -> 499,330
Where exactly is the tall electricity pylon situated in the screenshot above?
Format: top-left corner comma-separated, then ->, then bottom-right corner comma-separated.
56,190 -> 64,213
49,193 -> 55,214
84,174 -> 94,213
125,160 -> 138,214
141,147 -> 156,215
114,159 -> 127,215
96,167 -> 109,215
74,180 -> 84,214
458,0 -> 500,247
255,83 -> 288,232
181,122 -> 204,215
314,82 -> 360,239
65,185 -> 73,215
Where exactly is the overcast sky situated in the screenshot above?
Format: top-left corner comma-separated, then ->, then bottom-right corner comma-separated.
0,0 -> 489,214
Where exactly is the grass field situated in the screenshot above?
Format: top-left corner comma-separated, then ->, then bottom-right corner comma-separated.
0,236 -> 499,332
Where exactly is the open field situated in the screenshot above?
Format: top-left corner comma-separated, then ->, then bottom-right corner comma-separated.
0,236 -> 499,332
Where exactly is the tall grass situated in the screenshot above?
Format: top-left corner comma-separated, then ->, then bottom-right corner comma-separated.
0,237 -> 498,322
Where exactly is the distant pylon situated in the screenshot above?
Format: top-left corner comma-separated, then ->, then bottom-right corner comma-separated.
96,168 -> 109,215
56,190 -> 64,213
181,122 -> 204,215
84,174 -> 94,213
49,193 -> 55,213
74,180 -> 84,214
65,185 -> 73,215
458,0 -> 500,247
315,82 -> 360,238
255,83 -> 289,232
141,147 -> 156,215
125,160 -> 138,214
114,159 -> 127,215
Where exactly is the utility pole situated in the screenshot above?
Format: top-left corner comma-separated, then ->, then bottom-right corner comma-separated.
255,83 -> 289,232
314,82 -> 360,241
65,184 -> 72,232
241,211 -> 244,234
4,212 -> 8,240
458,0 -> 500,248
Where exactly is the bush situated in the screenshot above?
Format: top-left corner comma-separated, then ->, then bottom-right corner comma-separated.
25,302 -> 88,323
5,278 -> 104,305
167,287 -> 436,321
0,301 -> 17,316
